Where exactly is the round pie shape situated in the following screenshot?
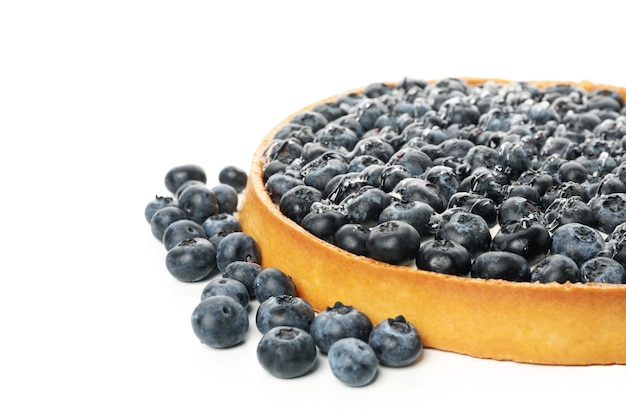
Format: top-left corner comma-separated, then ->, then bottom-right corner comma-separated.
238,77 -> 626,365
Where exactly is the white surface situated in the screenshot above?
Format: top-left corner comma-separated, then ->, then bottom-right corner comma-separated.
2,1 -> 625,415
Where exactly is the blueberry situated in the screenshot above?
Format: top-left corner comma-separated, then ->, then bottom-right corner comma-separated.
264,139 -> 303,166
290,110 -> 329,133
300,208 -> 348,243
378,165 -> 413,193
490,219 -> 551,263
416,239 -> 471,276
333,223 -> 370,256
378,200 -> 436,237
314,123 -> 359,151
255,295 -> 316,334
447,192 -> 497,227
162,218 -> 207,251
437,210 -> 491,258
265,173 -> 305,204
424,165 -> 459,203
256,326 -> 317,379
222,260 -> 262,298
387,147 -> 433,177
351,137 -> 395,161
165,238 -> 217,282
550,223 -> 605,265
312,102 -> 348,122
366,220 -> 420,265
579,257 -> 626,284
300,152 -> 348,191
530,254 -> 580,284
589,193 -> 626,234
273,123 -> 315,143
177,183 -> 219,224
218,165 -> 248,193
344,187 -> 392,224
544,196 -> 595,230
164,164 -> 206,194
150,206 -> 187,242
215,232 -> 261,272
391,178 -> 446,213
175,179 -> 206,200
309,301 -> 373,353
201,213 -> 242,247
368,315 -> 423,367
325,172 -> 369,203
557,160 -> 589,184
212,183 -> 239,214
328,337 -> 378,387
200,277 -> 250,308
279,184 -> 323,225
470,251 -> 531,282
252,267 -> 297,304
191,295 -> 248,348
144,195 -> 177,223
497,196 -> 544,226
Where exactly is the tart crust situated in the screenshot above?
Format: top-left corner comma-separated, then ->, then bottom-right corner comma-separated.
238,77 -> 626,365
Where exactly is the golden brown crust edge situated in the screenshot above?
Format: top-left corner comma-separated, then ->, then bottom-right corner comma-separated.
238,77 -> 626,365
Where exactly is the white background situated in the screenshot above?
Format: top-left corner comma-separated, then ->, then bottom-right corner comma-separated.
2,1 -> 625,415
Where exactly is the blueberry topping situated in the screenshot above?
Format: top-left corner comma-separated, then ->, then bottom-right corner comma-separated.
366,220 -> 420,265
417,239 -> 471,276
531,254 -> 580,284
551,223 -> 605,266
579,257 -> 626,284
470,251 -> 531,282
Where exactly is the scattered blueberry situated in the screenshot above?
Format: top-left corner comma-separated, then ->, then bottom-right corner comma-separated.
212,183 -> 239,214
162,218 -> 207,251
144,195 -> 177,223
368,315 -> 423,367
222,260 -> 262,298
310,301 -> 373,353
150,205 -> 187,242
165,237 -> 216,282
328,337 -> 378,387
255,295 -> 316,334
218,165 -> 248,193
165,164 -> 207,194
200,277 -> 250,308
177,183 -> 219,224
256,326 -> 317,379
215,232 -> 261,272
252,267 -> 297,304
191,295 -> 249,348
